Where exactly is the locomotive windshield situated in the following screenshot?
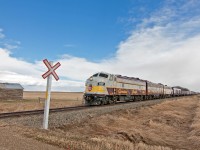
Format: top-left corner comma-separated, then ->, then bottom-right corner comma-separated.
93,73 -> 98,77
99,73 -> 108,78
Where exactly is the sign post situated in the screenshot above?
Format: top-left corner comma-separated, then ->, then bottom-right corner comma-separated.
42,59 -> 61,129
43,61 -> 53,129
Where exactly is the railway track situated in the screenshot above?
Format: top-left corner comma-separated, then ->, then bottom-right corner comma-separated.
0,105 -> 88,119
0,102 -> 123,119
0,96 -> 190,119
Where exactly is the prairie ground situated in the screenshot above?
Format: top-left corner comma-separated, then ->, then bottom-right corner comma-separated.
0,91 -> 83,113
7,95 -> 199,150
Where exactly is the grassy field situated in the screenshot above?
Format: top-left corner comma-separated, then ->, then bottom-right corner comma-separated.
22,95 -> 200,150
0,91 -> 83,113
23,91 -> 83,101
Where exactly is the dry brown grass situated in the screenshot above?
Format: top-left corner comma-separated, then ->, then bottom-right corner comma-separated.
19,95 -> 200,150
0,91 -> 83,113
188,95 -> 200,147
23,91 -> 83,101
23,128 -> 171,150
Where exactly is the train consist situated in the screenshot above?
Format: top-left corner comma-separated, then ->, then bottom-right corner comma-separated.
84,72 -> 197,105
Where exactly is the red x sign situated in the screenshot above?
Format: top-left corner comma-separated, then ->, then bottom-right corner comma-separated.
42,59 -> 61,81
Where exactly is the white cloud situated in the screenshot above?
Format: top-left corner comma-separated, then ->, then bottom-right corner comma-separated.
3,43 -> 19,50
0,29 -> 20,49
0,28 -> 5,39
57,54 -> 101,81
0,1 -> 200,92
0,49 -> 85,91
111,28 -> 200,91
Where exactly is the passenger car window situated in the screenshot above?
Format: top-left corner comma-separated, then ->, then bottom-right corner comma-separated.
122,83 -> 124,87
99,73 -> 108,78
109,75 -> 113,81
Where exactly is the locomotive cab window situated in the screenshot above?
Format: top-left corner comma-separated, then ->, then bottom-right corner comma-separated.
93,73 -> 98,77
99,73 -> 108,78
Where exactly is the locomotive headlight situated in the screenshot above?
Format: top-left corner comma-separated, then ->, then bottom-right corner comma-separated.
89,77 -> 93,81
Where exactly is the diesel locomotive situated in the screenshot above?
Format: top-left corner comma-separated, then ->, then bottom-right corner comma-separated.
84,72 -> 195,105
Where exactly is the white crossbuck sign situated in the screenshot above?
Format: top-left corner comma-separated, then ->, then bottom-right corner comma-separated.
42,59 -> 61,81
42,59 -> 61,129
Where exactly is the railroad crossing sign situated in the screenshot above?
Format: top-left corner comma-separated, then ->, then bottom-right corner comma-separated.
42,59 -> 61,129
42,59 -> 61,81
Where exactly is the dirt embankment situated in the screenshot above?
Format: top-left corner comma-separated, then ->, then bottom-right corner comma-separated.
19,95 -> 200,150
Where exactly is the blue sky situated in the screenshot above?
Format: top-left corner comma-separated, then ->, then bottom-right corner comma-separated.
0,0 -> 162,61
0,0 -> 200,92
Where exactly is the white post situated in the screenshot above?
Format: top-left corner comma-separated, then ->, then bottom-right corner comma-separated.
43,61 -> 53,129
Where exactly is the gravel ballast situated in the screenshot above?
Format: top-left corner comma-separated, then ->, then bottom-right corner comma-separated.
1,98 -> 178,128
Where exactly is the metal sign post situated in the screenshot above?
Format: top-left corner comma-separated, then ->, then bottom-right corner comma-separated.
42,59 -> 61,129
43,61 -> 53,129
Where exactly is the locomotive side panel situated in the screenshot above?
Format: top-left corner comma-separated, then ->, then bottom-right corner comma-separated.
113,77 -> 146,96
147,82 -> 164,98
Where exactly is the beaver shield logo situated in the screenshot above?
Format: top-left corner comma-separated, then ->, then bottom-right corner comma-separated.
88,84 -> 92,91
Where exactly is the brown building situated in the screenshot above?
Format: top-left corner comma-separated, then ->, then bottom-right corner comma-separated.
0,83 -> 24,100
